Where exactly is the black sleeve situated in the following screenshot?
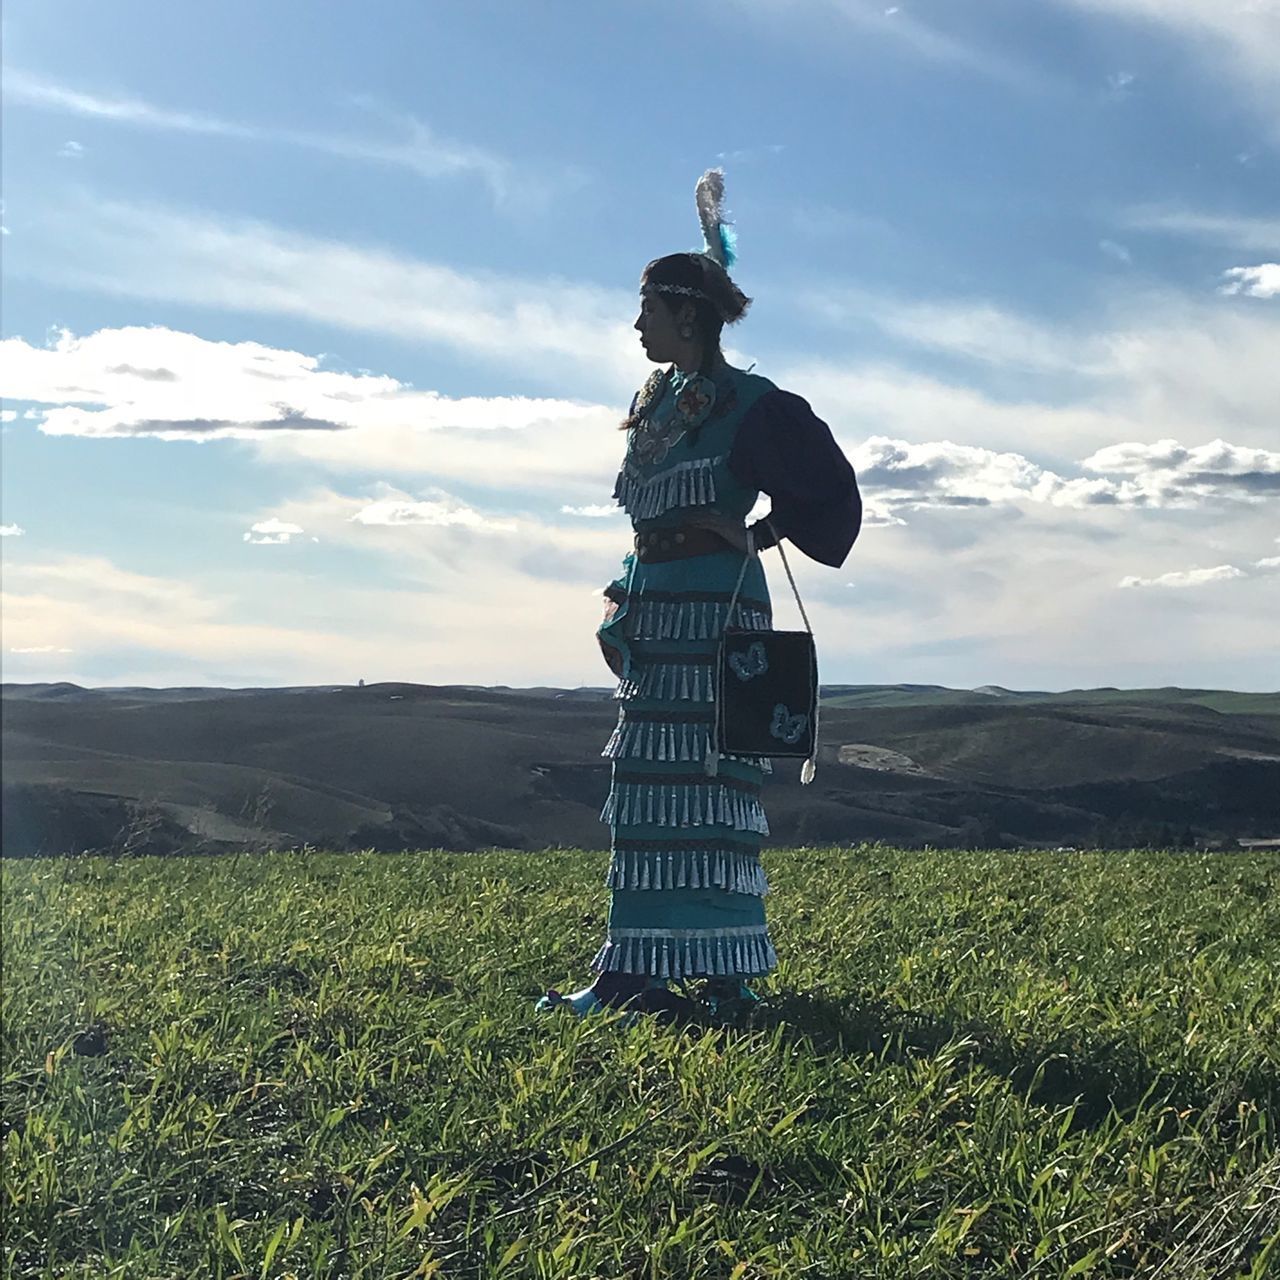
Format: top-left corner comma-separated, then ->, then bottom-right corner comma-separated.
728,389 -> 862,568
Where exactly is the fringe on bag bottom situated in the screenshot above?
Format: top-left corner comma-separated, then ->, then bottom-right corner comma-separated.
591,925 -> 777,979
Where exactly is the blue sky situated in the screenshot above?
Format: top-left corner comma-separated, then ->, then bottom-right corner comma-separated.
2,0 -> 1277,691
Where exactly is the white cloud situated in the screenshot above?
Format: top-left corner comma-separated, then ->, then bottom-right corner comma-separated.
1221,264 -> 1280,299
1099,239 -> 1132,264
0,410 -> 17,422
0,325 -> 624,504
3,70 -> 546,204
1082,438 -> 1280,502
1115,533 -> 1280,589
848,433 -> 1280,521
10,645 -> 74,654
561,504 -> 624,518
1,523 -> 26,537
1119,565 -> 1246,589
18,197 -> 643,400
243,518 -> 305,545
56,140 -> 84,159
856,437 -> 1051,509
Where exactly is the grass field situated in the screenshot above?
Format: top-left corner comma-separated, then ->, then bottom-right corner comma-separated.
3,848 -> 1277,1279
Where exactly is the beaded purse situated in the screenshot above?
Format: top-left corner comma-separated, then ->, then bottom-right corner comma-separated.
706,526 -> 819,784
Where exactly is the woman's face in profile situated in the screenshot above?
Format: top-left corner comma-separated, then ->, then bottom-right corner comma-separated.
634,287 -> 682,364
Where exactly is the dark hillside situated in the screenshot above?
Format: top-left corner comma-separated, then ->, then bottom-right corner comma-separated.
3,683 -> 1277,855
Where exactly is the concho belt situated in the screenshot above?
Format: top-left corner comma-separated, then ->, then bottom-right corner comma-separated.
633,525 -> 740,563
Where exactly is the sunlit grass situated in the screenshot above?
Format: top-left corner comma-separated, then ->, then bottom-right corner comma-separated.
3,848 -> 1277,1278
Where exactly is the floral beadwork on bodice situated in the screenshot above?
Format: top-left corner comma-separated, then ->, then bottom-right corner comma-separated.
623,368 -> 718,469
614,366 -> 767,526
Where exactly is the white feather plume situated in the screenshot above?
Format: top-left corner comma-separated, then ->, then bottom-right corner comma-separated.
695,168 -> 729,266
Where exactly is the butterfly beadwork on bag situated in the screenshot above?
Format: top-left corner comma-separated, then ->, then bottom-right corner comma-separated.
729,641 -> 769,682
769,703 -> 809,745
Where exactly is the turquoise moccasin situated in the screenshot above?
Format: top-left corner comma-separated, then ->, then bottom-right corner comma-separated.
535,986 -> 604,1016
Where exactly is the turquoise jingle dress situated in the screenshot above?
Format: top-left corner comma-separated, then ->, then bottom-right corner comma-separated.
594,363 -> 861,981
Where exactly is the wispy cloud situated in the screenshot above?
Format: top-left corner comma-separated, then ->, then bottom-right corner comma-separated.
796,283 -> 1280,456
1105,70 -> 1136,98
809,289 -> 1105,374
1,524 -> 630,686
0,553 -> 410,684
349,496 -> 516,532
790,203 -> 899,244
1121,206 -> 1280,253
715,143 -> 786,164
4,69 -> 542,204
814,0 -> 1053,92
1054,0 -> 1280,136
1057,1 -> 1280,79
1,523 -> 27,537
14,198 -> 643,400
1119,564 -> 1246,589
56,139 -> 84,159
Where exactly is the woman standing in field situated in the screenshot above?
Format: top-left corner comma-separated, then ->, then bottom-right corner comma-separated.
539,172 -> 862,1018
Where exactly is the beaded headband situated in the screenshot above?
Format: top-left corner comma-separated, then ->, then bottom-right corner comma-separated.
641,255 -> 729,318
642,280 -> 712,303
640,277 -> 732,322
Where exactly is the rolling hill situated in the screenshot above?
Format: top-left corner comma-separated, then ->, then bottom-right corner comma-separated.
3,682 -> 1278,855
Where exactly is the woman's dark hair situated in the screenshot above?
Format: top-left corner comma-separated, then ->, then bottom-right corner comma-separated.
642,253 -> 752,373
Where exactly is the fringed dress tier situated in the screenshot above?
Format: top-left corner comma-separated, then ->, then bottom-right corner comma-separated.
593,363 -> 862,982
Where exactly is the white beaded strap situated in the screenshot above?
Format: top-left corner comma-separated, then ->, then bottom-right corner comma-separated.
771,528 -> 819,784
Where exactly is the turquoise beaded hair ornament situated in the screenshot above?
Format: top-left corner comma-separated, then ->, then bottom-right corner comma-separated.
641,168 -> 744,320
